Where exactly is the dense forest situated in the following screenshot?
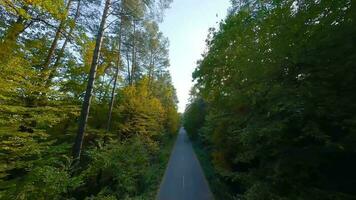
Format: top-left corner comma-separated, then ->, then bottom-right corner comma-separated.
0,0 -> 180,199
184,0 -> 356,199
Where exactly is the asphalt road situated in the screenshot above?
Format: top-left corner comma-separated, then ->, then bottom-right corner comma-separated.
157,128 -> 214,200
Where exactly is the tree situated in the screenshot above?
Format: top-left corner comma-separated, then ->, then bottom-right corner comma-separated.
45,0 -> 83,90
0,0 -> 65,63
42,0 -> 73,72
187,0 -> 356,199
73,0 -> 112,160
0,0 -> 176,198
107,14 -> 123,131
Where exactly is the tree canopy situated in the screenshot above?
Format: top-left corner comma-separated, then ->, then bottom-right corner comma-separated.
0,0 -> 179,199
184,0 -> 356,199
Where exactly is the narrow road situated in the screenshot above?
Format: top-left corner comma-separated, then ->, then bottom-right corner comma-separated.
157,128 -> 214,200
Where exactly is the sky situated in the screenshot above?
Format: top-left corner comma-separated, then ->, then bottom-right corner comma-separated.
159,0 -> 231,113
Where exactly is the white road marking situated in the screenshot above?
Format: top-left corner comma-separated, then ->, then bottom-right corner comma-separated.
182,176 -> 185,189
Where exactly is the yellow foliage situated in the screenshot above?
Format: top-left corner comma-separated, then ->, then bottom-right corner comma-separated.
0,1 -> 66,20
81,40 -> 96,73
116,78 -> 165,138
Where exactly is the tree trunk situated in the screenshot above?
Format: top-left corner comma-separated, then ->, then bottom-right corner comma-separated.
130,21 -> 136,85
126,50 -> 131,84
53,0 -> 82,67
42,0 -> 73,71
39,0 -> 74,105
107,16 -> 123,131
45,0 -> 82,89
72,0 -> 112,161
148,51 -> 154,87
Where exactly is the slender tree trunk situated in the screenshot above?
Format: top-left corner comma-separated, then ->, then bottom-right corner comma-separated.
107,16 -> 123,131
39,0 -> 74,105
130,21 -> 136,85
102,75 -> 115,100
43,0 -> 73,71
148,51 -> 154,87
53,0 -> 82,67
126,50 -> 131,84
45,0 -> 82,89
72,0 -> 112,161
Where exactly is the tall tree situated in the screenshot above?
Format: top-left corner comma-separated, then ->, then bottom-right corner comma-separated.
45,0 -> 83,89
186,0 -> 356,199
107,15 -> 123,131
130,20 -> 137,85
73,0 -> 112,160
42,0 -> 73,72
0,1 -> 65,63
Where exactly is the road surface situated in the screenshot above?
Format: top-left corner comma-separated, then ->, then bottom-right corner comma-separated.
157,128 -> 214,200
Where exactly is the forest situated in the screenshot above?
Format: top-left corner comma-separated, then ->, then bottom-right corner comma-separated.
184,0 -> 356,199
0,0 -> 180,199
2,0 -> 356,199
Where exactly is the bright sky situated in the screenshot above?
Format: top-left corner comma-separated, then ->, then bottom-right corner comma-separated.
160,0 -> 231,113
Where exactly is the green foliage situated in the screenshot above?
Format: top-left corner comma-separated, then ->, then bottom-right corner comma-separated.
183,97 -> 206,140
186,0 -> 356,199
84,137 -> 151,198
1,153 -> 82,200
0,0 -> 177,198
9,165 -> 81,200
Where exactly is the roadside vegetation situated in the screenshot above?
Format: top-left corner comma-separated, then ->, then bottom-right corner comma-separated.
0,0 -> 179,199
184,0 -> 356,199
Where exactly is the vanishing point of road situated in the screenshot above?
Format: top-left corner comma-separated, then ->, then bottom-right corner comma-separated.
157,128 -> 214,200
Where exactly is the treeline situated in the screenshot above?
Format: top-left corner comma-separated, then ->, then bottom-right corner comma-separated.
184,0 -> 356,199
0,0 -> 179,199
